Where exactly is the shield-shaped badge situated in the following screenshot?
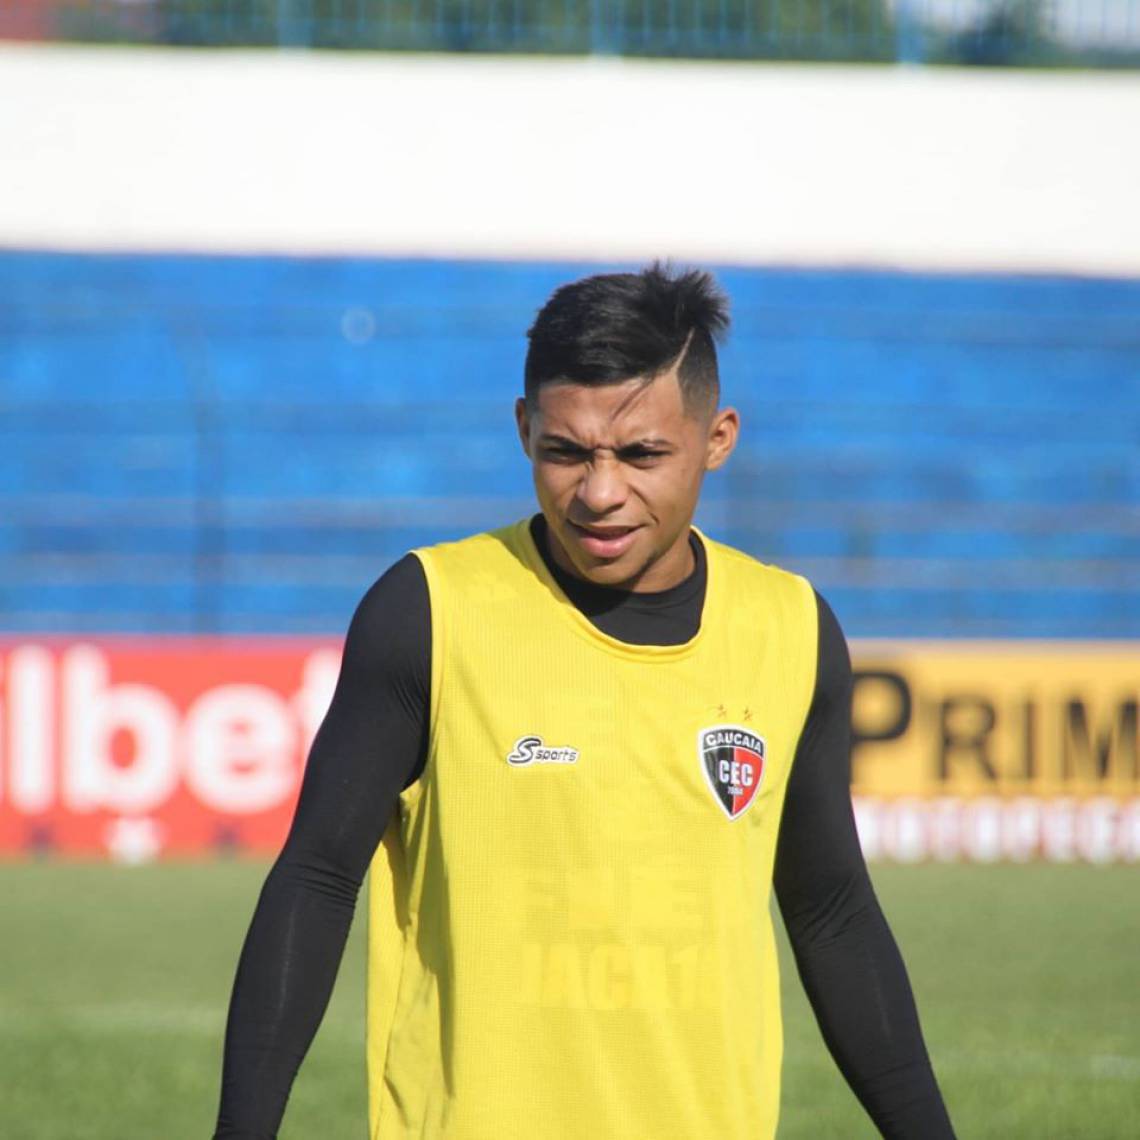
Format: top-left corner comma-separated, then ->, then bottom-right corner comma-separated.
699,724 -> 766,820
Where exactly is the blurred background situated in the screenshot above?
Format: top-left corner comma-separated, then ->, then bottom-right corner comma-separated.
1,4 -> 1138,1138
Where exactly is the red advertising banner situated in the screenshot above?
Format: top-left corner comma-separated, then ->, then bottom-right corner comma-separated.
0,638 -> 340,859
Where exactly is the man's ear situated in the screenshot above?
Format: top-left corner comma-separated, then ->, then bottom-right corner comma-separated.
705,406 -> 740,472
515,397 -> 532,458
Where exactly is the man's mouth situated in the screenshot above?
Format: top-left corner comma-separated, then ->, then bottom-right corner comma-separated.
568,522 -> 642,559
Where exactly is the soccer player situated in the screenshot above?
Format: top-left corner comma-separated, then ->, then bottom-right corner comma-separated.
213,265 -> 956,1139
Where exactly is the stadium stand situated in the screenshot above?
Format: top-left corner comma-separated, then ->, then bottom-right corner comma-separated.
1,253 -> 1137,637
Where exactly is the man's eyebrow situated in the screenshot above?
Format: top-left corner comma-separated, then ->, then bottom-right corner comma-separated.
537,434 -> 674,450
620,437 -> 674,449
537,434 -> 590,449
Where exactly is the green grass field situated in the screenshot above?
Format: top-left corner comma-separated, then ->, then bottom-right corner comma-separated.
1,862 -> 1136,1139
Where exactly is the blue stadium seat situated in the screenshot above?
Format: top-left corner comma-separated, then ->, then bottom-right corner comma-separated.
1,251 -> 1137,636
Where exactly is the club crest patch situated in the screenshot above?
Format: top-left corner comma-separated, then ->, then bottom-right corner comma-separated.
699,724 -> 766,820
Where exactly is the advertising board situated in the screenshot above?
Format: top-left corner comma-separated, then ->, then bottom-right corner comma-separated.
1,639 -> 1135,861
851,642 -> 1139,862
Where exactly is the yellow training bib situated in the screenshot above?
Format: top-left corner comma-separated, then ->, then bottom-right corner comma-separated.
367,519 -> 817,1140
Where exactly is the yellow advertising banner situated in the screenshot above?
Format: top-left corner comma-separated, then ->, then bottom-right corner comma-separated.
849,641 -> 1139,863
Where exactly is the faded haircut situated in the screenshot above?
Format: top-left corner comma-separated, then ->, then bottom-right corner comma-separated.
524,262 -> 730,416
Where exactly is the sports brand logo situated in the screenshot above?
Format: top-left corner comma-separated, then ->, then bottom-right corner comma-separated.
507,735 -> 580,766
699,724 -> 765,820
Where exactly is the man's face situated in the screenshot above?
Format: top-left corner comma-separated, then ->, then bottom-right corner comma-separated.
515,366 -> 739,592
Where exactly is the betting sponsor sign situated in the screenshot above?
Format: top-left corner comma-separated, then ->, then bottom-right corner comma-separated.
0,639 -> 338,858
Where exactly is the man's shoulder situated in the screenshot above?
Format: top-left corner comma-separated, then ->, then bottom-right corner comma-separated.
700,529 -> 814,596
411,519 -> 535,594
700,532 -> 821,656
412,518 -> 528,562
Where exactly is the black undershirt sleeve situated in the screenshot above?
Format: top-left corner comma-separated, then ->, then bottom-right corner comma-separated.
774,592 -> 956,1138
213,554 -> 431,1140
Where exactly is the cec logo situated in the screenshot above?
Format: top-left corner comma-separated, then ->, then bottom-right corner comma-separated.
699,724 -> 766,820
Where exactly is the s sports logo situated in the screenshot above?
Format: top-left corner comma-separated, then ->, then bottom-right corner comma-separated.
507,735 -> 580,766
699,724 -> 765,820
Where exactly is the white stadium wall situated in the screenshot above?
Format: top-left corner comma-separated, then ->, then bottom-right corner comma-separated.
2,43 -> 1140,274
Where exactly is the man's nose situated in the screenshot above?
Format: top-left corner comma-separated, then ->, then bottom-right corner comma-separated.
576,458 -> 627,514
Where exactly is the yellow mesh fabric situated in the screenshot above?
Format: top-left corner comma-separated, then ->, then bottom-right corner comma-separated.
367,520 -> 817,1140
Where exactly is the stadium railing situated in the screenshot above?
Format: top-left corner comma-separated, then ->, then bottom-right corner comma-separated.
1,0 -> 1139,67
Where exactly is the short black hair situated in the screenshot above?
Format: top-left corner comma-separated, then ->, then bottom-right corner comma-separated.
524,262 -> 729,416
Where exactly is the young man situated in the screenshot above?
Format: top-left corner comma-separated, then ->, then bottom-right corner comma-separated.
214,265 -> 956,1139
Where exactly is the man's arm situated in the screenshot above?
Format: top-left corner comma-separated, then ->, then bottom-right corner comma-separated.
773,591 -> 955,1139
213,554 -> 431,1140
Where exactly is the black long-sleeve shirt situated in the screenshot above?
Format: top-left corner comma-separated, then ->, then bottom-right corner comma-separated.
214,518 -> 955,1138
